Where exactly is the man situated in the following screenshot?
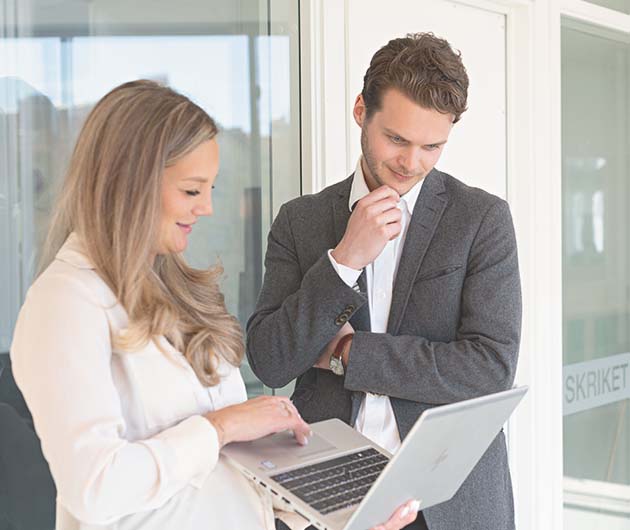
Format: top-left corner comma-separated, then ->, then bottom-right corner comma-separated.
247,33 -> 521,530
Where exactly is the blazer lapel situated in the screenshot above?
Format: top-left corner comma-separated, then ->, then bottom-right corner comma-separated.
333,175 -> 369,426
387,169 -> 448,335
332,173 -> 354,244
333,174 -> 371,332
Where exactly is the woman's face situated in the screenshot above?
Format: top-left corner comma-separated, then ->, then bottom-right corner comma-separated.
157,139 -> 219,255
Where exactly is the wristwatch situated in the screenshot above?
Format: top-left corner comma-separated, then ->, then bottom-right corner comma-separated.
330,333 -> 354,376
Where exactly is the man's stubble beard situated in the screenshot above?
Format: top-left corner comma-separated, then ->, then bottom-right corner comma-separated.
360,124 -> 384,190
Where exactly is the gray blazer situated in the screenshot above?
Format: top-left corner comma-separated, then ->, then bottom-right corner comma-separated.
247,169 -> 522,530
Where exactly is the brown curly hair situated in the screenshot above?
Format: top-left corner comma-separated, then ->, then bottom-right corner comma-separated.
362,32 -> 469,123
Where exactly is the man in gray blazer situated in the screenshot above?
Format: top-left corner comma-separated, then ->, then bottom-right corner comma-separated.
247,33 -> 521,530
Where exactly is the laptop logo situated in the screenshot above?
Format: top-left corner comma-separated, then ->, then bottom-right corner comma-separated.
431,449 -> 448,471
260,460 -> 276,470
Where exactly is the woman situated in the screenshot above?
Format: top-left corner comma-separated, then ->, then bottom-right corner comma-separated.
10,80 -> 418,530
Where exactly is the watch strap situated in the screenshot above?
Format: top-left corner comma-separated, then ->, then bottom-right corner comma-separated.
333,333 -> 354,367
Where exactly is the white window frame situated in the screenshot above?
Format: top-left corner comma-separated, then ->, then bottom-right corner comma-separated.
556,0 -> 630,523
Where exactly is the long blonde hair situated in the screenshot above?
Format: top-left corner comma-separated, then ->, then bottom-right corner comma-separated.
42,80 -> 243,386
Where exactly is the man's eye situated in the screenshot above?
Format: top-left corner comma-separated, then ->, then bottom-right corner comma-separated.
185,190 -> 200,197
390,135 -> 403,144
426,144 -> 440,151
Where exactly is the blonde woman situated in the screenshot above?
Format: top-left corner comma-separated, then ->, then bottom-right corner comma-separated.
10,80 -> 418,530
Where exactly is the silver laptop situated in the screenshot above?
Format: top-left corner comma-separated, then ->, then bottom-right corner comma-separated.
223,386 -> 527,530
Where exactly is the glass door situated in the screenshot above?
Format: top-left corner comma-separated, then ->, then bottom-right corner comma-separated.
562,18 -> 630,528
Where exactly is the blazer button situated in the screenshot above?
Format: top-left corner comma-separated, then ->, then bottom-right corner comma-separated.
345,305 -> 355,312
335,314 -> 348,325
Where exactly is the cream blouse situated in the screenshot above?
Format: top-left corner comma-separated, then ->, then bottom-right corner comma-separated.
10,234 -> 277,530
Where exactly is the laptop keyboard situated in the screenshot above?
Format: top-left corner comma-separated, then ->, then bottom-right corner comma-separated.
270,447 -> 389,515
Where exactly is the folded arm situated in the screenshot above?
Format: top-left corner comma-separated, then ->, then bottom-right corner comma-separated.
344,200 -> 522,402
247,204 -> 366,388
248,200 -> 521,404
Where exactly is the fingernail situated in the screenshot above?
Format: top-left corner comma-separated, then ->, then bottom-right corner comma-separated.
401,506 -> 410,518
410,500 -> 421,512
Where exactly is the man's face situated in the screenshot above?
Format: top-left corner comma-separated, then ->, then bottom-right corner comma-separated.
354,88 -> 454,196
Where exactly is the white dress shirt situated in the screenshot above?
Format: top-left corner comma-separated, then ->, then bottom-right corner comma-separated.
10,234 -> 277,530
328,158 -> 424,454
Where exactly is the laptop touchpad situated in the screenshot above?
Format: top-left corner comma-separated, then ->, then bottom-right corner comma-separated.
294,433 -> 336,458
251,431 -> 337,470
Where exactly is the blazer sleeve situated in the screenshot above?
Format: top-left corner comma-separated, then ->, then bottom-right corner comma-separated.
344,199 -> 522,403
246,204 -> 367,388
10,271 -> 220,526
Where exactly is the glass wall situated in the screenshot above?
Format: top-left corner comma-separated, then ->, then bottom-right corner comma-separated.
586,0 -> 630,14
0,0 -> 301,394
562,19 -> 630,528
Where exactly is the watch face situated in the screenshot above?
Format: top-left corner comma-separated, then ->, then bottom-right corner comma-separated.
330,356 -> 344,376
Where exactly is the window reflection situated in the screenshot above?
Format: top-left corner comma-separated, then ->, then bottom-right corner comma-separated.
592,190 -> 604,254
566,189 -> 605,257
563,157 -> 607,260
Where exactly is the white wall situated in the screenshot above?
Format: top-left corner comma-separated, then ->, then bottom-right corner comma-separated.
344,0 -> 507,199
302,0 -> 508,198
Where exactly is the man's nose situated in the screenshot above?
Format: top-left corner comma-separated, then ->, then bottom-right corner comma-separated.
398,146 -> 422,174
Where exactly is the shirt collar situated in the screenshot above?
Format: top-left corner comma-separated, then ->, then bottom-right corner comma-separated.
348,158 -> 371,212
349,157 -> 424,215
55,232 -> 96,270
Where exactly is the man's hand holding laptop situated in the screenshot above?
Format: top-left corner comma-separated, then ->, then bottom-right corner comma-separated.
371,500 -> 419,530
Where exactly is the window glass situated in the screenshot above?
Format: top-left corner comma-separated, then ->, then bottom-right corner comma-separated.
0,0 -> 301,394
562,19 -> 630,528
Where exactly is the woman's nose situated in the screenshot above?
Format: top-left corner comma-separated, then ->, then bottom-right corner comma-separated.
194,197 -> 213,217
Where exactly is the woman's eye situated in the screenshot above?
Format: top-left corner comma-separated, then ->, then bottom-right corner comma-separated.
185,190 -> 200,197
